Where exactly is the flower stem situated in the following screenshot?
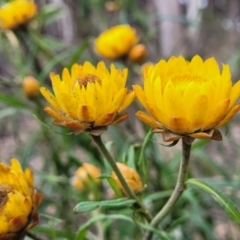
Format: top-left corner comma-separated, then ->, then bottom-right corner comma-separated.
26,231 -> 44,240
92,135 -> 152,222
145,138 -> 192,240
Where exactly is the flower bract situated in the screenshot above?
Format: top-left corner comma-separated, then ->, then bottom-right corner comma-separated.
40,61 -> 135,135
95,24 -> 139,60
0,0 -> 37,30
0,159 -> 43,240
133,55 -> 240,142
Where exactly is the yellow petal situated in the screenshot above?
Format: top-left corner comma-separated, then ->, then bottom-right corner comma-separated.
133,85 -> 148,110
189,55 -> 204,74
204,57 -> 220,77
40,87 -> 59,110
163,80 -> 184,117
95,112 -> 116,126
118,91 -> 135,113
78,105 -> 95,122
109,88 -> 128,112
168,117 -> 194,134
216,103 -> 240,127
43,107 -> 67,122
229,80 -> 240,107
187,94 -> 208,131
135,111 -> 164,129
112,113 -> 128,124
203,99 -> 230,130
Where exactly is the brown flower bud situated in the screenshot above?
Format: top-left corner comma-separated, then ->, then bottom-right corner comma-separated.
105,1 -> 119,12
22,76 -> 40,97
111,162 -> 144,196
128,44 -> 148,63
72,163 -> 101,191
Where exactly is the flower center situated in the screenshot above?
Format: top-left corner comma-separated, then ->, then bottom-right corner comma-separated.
77,74 -> 101,88
0,184 -> 13,208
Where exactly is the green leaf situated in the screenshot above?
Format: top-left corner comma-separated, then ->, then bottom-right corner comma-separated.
99,198 -> 136,209
73,201 -> 100,213
74,198 -> 136,213
97,173 -> 112,179
138,129 -> 153,182
187,178 -> 240,225
136,222 -> 174,240
105,175 -> 122,197
127,145 -> 136,169
0,93 -> 26,108
67,40 -> 89,68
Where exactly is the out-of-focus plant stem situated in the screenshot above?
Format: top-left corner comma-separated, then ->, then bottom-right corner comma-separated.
92,135 -> 152,222
145,138 -> 191,240
26,231 -> 44,240
92,209 -> 105,240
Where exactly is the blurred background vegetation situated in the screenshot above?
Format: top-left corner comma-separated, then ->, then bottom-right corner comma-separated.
0,0 -> 240,239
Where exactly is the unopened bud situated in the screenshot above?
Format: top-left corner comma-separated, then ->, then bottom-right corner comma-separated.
128,44 -> 148,63
105,1 -> 119,12
22,76 -> 40,97
72,163 -> 101,191
111,162 -> 144,196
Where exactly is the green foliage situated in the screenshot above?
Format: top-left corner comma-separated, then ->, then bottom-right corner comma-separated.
187,178 -> 240,225
1,1 -> 240,240
74,198 -> 136,213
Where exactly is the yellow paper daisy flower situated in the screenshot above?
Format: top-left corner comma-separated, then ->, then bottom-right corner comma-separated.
0,0 -> 37,30
133,55 -> 240,142
0,159 -> 43,239
40,61 -> 135,135
95,24 -> 139,60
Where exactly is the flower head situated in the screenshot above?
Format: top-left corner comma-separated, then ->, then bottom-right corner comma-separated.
22,76 -> 40,98
0,159 -> 43,239
95,24 -> 139,60
0,0 -> 37,30
133,55 -> 240,142
111,163 -> 144,196
40,61 -> 135,135
72,163 -> 101,191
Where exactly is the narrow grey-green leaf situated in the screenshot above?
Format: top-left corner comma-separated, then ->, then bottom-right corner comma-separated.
73,201 -> 100,213
106,177 -> 122,197
99,198 -> 136,209
0,93 -> 26,108
187,178 -> 240,225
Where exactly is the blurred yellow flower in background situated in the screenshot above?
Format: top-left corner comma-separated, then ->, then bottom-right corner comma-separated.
0,159 -> 43,239
112,162 -> 144,196
40,61 -> 135,135
72,163 -> 101,191
133,55 -> 240,142
0,0 -> 37,30
95,24 -> 139,60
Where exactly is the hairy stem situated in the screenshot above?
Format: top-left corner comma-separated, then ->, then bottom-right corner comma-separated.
145,138 -> 191,240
